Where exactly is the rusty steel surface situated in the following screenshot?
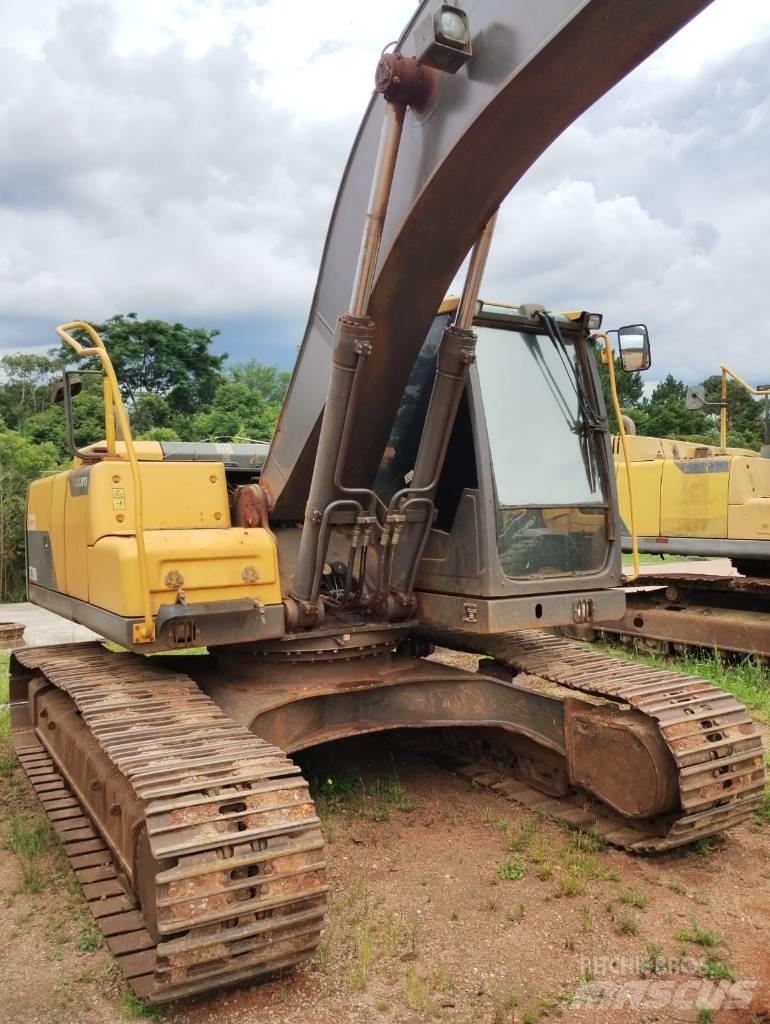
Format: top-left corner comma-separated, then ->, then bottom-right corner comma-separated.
595,572 -> 770,657
190,653 -> 678,823
421,628 -> 766,851
632,573 -> 770,597
594,601 -> 770,659
0,621 -> 25,650
10,644 -> 327,1004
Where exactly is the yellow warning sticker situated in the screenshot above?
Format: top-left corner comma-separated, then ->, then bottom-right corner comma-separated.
112,487 -> 126,511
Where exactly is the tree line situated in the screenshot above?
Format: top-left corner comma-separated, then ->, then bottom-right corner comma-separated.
598,356 -> 767,451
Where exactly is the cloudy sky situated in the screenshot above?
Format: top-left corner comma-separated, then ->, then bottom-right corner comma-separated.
2,0 -> 770,384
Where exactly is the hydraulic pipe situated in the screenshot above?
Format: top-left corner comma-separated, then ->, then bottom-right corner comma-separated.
350,102 -> 406,317
289,101 -> 406,620
386,213 -> 498,604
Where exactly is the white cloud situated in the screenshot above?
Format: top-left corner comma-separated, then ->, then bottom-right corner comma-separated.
1,0 -> 770,386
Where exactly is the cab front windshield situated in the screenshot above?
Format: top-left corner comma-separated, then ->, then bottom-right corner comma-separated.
475,323 -> 608,578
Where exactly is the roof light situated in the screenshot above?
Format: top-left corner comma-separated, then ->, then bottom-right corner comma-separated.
415,5 -> 472,74
587,312 -> 603,330
438,8 -> 470,46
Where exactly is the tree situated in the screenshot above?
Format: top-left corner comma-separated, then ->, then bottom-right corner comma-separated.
178,363 -> 290,443
20,376 -> 108,460
61,314 -> 227,418
649,374 -> 687,405
0,352 -> 66,429
0,432 -> 62,600
182,380 -> 277,442
229,362 -> 291,407
641,374 -> 711,440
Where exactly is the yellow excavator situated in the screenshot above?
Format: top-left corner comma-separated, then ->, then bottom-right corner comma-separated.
615,363 -> 770,575
11,0 -> 765,1005
604,365 -> 770,654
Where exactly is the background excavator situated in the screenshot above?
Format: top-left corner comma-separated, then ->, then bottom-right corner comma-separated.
10,0 -> 765,1005
597,364 -> 770,655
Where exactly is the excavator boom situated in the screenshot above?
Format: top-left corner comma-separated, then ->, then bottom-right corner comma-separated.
263,0 -> 714,520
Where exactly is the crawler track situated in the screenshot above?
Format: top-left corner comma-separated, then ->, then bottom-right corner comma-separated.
10,644 -> 328,1004
425,629 -> 767,851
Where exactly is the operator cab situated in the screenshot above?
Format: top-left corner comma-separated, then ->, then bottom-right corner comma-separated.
375,301 -> 627,626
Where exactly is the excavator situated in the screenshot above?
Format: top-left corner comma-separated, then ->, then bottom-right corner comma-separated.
597,365 -> 770,655
10,0 -> 766,1005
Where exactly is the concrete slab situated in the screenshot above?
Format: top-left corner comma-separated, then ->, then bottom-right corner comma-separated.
0,602 -> 100,648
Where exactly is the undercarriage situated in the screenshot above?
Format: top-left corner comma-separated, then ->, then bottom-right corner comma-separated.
587,572 -> 770,659
10,627 -> 765,1002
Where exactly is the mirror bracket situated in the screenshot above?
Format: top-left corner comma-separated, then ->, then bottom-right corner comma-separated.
52,369 -> 104,461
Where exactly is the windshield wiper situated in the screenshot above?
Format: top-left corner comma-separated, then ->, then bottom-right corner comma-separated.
537,311 -> 605,493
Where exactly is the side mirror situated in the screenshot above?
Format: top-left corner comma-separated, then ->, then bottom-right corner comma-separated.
50,374 -> 82,405
685,384 -> 706,411
617,324 -> 651,372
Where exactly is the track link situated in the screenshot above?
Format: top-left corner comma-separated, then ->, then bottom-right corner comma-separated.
10,643 -> 328,1003
426,629 -> 766,852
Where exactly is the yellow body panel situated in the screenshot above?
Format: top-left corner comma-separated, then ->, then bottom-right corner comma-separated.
27,459 -> 282,620
660,459 -> 729,538
727,456 -> 770,540
88,528 -> 281,617
76,440 -> 165,463
64,476 -> 90,600
615,459 -> 663,537
83,461 -> 230,544
613,435 -> 770,542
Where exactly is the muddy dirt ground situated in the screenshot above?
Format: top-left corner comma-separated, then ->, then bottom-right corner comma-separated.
1,723 -> 769,1024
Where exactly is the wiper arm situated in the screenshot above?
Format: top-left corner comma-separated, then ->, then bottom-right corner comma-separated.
538,311 -> 605,492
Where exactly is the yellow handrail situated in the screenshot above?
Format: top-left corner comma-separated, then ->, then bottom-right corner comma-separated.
718,364 -> 766,451
595,332 -> 639,582
55,321 -> 155,643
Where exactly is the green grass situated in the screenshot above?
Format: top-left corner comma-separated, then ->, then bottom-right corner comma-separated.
557,873 -> 585,898
6,811 -> 52,892
618,886 -> 647,910
310,770 -> 416,822
640,943 -> 664,976
497,856 -> 527,881
75,922 -> 103,952
0,649 -> 9,701
700,954 -> 735,981
120,988 -> 164,1020
614,915 -> 639,936
675,919 -> 721,949
565,828 -> 607,854
594,641 -> 770,726
508,819 -> 537,853
756,793 -> 770,824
